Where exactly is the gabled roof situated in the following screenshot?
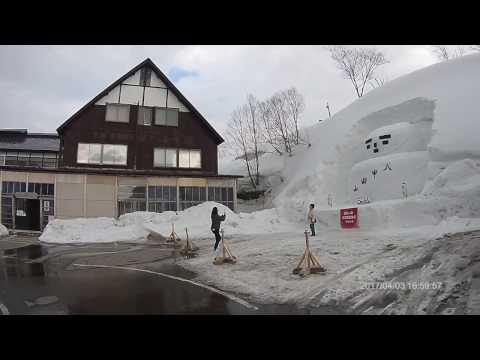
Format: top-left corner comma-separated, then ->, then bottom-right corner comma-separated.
56,58 -> 224,144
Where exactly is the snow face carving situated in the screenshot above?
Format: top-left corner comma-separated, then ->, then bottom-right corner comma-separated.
365,134 -> 391,154
347,98 -> 435,204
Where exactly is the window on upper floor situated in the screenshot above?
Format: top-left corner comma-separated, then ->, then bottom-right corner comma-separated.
0,151 -> 58,168
138,106 -> 153,126
154,148 -> 177,168
102,144 -> 128,165
105,103 -> 130,123
154,107 -> 179,127
77,143 -> 127,165
179,149 -> 201,169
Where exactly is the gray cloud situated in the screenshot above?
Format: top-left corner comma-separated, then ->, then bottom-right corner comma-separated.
0,45 -> 439,135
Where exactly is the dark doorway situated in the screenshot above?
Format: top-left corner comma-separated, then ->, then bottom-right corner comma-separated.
15,198 -> 40,231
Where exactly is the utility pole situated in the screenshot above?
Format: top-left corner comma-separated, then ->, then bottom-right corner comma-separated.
326,102 -> 332,120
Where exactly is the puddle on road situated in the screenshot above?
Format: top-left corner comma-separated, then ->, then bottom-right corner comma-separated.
1,244 -> 343,315
1,244 -> 47,280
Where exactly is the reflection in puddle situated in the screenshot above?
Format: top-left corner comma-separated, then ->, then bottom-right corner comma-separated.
1,244 -> 48,280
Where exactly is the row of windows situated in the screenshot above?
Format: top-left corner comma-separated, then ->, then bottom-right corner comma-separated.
117,185 -> 234,215
0,151 -> 58,168
2,181 -> 55,196
148,186 -> 176,201
208,186 -> 234,210
154,148 -> 201,169
76,144 -> 202,169
77,143 -> 128,165
105,103 -> 179,127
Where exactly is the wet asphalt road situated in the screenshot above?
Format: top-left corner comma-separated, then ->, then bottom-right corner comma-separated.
0,236 -> 341,315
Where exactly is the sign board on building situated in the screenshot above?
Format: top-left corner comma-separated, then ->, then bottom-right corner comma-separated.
340,208 -> 358,228
16,210 -> 26,217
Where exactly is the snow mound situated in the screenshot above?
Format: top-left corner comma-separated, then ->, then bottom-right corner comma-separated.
0,223 -> 9,236
39,202 -> 297,244
275,53 -> 480,224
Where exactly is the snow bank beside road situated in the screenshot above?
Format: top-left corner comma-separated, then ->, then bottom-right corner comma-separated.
39,202 -> 298,244
0,224 -> 9,236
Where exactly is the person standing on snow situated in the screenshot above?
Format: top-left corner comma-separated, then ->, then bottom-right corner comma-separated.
308,203 -> 316,236
211,206 -> 226,257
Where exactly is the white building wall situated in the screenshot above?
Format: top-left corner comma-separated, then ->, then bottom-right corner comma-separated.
122,70 -> 141,85
150,71 -> 167,87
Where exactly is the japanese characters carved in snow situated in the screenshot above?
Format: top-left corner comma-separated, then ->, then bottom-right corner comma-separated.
347,98 -> 435,204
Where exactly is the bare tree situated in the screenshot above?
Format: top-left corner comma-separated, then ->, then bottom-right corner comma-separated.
226,97 -> 263,189
282,87 -> 305,145
246,94 -> 261,185
431,45 -> 468,61
328,46 -> 389,98
257,99 -> 284,155
261,93 -> 297,156
471,45 -> 480,52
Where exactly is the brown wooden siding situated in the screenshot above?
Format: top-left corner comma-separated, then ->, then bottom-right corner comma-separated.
60,105 -> 218,175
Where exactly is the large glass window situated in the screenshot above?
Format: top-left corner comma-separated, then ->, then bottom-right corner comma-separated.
166,108 -> 179,127
105,103 -> 130,123
154,107 -> 179,127
102,144 -> 128,165
77,143 -> 127,165
117,185 -> 146,216
2,181 -> 26,194
148,185 -> 177,213
179,149 -> 201,169
154,148 -> 177,168
138,106 -> 153,126
42,152 -> 58,168
5,152 -> 18,165
29,152 -> 43,167
77,143 -> 101,164
179,186 -> 206,210
27,182 -> 55,196
0,151 -> 58,168
17,153 -> 29,167
208,186 -> 234,210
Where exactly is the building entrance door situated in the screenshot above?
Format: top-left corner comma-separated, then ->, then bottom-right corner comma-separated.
14,195 -> 41,231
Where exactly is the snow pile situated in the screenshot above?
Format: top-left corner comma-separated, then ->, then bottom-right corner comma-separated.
39,202 -> 298,244
0,223 -> 9,236
274,53 -> 480,225
39,216 -> 149,244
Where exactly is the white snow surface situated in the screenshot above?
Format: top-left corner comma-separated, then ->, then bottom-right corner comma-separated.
39,202 -> 296,244
274,53 -> 480,219
0,224 -> 8,236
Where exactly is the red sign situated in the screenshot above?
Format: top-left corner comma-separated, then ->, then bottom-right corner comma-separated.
340,208 -> 358,228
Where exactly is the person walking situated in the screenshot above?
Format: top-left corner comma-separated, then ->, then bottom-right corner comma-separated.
211,206 -> 226,258
308,203 -> 316,236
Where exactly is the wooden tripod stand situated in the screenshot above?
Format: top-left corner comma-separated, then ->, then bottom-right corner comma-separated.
213,229 -> 237,265
293,230 -> 326,275
180,227 -> 199,258
167,223 -> 181,246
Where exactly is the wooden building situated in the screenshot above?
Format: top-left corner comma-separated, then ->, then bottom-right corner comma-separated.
0,59 -> 239,232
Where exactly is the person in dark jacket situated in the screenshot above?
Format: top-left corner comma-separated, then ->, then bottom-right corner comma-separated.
211,206 -> 226,256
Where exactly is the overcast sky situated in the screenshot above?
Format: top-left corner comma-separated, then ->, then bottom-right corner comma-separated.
0,45 -> 456,136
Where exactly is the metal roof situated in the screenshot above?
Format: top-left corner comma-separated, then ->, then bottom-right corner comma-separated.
0,132 -> 60,152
